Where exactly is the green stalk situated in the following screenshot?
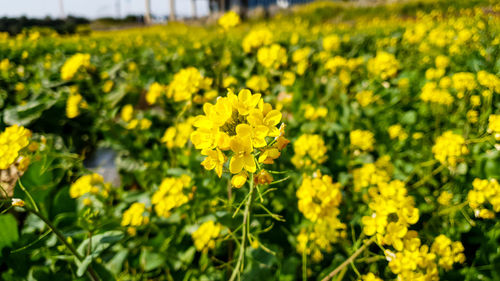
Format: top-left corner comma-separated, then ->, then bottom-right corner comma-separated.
27,208 -> 101,281
229,173 -> 255,281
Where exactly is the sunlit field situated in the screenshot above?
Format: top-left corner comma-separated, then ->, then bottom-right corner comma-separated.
1,0 -> 500,280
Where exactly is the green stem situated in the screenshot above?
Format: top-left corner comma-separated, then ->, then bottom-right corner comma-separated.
27,208 -> 100,281
229,174 -> 255,281
302,246 -> 307,281
18,179 -> 39,212
321,236 -> 375,281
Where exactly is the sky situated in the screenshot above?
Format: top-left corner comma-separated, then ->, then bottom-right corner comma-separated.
0,0 -> 210,19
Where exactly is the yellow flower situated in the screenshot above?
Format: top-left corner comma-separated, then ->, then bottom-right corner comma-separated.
438,191 -> 453,206
432,131 -> 468,167
201,148 -> 226,178
121,203 -> 149,227
192,220 -> 222,252
350,130 -> 375,151
488,114 -> 500,140
69,173 -> 104,199
291,134 -> 327,169
61,53 -> 91,80
151,176 -> 191,218
368,51 -> 399,80
257,44 -> 287,69
146,82 -> 165,105
167,67 -> 212,102
66,93 -> 87,119
431,235 -> 465,270
102,80 -> 114,93
231,172 -> 248,188
355,90 -> 379,107
0,125 -> 31,169
323,34 -> 341,51
420,82 -> 453,105
246,75 -> 269,92
242,28 -> 273,53
218,11 -> 240,30
281,71 -> 296,86
388,124 -> 408,141
452,72 -> 476,92
120,104 -> 134,122
297,171 -> 342,222
161,118 -> 194,149
229,136 -> 256,174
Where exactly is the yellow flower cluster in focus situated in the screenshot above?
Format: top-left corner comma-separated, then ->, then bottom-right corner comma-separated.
190,89 -> 287,188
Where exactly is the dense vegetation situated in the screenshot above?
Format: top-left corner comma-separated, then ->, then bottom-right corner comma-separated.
0,0 -> 499,280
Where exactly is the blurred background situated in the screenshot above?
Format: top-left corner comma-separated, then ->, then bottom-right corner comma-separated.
0,0 -> 321,34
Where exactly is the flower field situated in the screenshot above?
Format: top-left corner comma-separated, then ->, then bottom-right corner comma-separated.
1,0 -> 500,280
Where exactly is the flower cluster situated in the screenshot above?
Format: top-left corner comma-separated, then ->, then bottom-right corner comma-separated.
431,235 -> 466,270
420,81 -> 453,105
119,104 -> 152,130
69,173 -> 109,205
257,44 -> 287,69
291,134 -> 327,169
166,67 -> 212,102
367,51 -> 399,80
218,11 -> 240,30
242,28 -> 273,53
151,175 -> 192,218
121,203 -> 150,227
467,178 -> 500,219
384,232 -> 439,280
0,125 -> 31,169
61,53 -> 91,80
296,216 -> 347,262
362,180 -> 419,250
350,130 -> 375,152
303,104 -> 327,120
355,90 -> 379,107
488,114 -> 500,140
192,220 -> 222,253
477,70 -> 500,93
190,89 -> 287,187
146,82 -> 166,105
297,171 -> 342,222
432,131 -> 468,167
66,93 -> 88,119
352,156 -> 393,192
161,117 -> 195,149
387,124 -> 408,141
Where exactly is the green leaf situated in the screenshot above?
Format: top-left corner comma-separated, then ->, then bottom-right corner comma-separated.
0,214 -> 19,255
76,255 -> 93,277
140,248 -> 166,272
3,97 -> 58,126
